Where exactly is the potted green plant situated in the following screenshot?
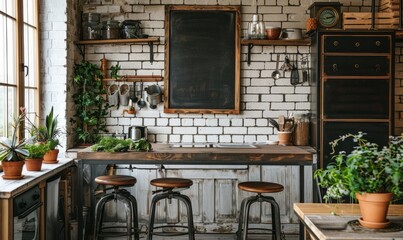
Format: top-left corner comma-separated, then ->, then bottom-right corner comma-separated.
42,107 -> 62,163
0,113 -> 30,179
71,60 -> 110,145
314,132 -> 403,229
24,143 -> 49,171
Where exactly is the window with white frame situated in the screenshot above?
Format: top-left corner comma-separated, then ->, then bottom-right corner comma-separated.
0,0 -> 39,138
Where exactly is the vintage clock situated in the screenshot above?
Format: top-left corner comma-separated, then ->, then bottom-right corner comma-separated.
308,2 -> 342,29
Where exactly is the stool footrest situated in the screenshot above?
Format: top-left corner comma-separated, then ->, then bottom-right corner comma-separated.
150,225 -> 192,237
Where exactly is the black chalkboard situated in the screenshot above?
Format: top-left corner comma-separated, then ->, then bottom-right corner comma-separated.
164,5 -> 240,114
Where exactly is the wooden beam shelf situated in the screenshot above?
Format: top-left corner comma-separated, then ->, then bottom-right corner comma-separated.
75,37 -> 159,45
241,38 -> 311,65
75,37 -> 159,63
103,75 -> 163,82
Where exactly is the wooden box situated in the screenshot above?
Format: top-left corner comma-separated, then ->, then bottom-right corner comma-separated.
343,12 -> 399,29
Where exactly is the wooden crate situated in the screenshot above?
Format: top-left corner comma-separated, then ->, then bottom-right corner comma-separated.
343,12 -> 399,30
379,0 -> 400,12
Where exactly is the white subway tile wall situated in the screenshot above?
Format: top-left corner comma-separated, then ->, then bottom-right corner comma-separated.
40,0 -> 403,149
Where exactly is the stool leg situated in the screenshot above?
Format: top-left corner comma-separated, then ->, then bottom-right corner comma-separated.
173,194 -> 195,240
127,193 -> 139,240
236,197 -> 248,240
147,192 -> 170,240
117,194 -> 133,240
94,193 -> 115,240
242,196 -> 259,240
262,196 -> 282,240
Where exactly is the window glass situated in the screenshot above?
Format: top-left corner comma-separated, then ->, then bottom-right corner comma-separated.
24,25 -> 37,87
7,17 -> 16,85
0,0 -> 16,18
23,0 -> 36,26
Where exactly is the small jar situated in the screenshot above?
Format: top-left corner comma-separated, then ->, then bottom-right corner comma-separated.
102,20 -> 120,39
293,113 -> 310,146
120,20 -> 141,39
82,21 -> 101,40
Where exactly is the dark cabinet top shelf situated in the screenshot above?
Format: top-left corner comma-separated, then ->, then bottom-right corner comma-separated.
75,37 -> 159,45
241,38 -> 311,46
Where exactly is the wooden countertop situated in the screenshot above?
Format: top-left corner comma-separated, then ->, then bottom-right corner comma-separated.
294,203 -> 403,240
77,144 -> 315,165
0,158 -> 74,199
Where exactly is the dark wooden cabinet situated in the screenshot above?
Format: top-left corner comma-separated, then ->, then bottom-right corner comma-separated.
310,30 -> 395,168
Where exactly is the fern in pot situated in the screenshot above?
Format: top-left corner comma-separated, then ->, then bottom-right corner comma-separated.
314,132 -> 403,229
24,143 -> 49,171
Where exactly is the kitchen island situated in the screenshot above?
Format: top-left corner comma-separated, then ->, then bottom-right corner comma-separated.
0,158 -> 75,240
76,143 -> 316,240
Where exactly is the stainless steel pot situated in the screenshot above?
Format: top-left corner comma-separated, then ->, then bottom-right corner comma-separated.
128,126 -> 148,140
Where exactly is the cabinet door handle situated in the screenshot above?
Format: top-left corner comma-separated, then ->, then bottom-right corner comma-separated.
375,64 -> 381,72
333,41 -> 339,46
355,42 -> 360,47
375,41 -> 381,47
332,64 -> 338,72
354,64 -> 360,69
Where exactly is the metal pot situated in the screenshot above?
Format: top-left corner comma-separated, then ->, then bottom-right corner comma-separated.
128,126 -> 148,140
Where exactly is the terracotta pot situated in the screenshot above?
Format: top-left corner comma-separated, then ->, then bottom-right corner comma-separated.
278,131 -> 292,145
25,158 -> 43,171
1,161 -> 25,179
356,192 -> 393,229
43,149 -> 59,164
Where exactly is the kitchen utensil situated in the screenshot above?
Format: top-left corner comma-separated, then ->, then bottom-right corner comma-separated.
281,28 -> 302,40
137,82 -> 146,109
290,55 -> 300,86
248,14 -> 265,39
280,55 -> 293,76
132,82 -> 138,102
301,55 -> 309,83
128,126 -> 148,140
278,115 -> 285,131
266,26 -> 281,40
271,54 -> 281,80
145,84 -> 162,109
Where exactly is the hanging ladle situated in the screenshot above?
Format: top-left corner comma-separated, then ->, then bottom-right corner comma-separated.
271,54 -> 281,80
137,82 -> 146,109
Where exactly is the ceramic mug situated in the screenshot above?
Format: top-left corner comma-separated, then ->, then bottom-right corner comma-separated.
281,28 -> 302,40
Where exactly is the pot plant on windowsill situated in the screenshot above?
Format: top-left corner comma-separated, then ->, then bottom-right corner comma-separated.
314,132 -> 403,229
24,143 -> 50,171
0,113 -> 30,179
43,107 -> 62,163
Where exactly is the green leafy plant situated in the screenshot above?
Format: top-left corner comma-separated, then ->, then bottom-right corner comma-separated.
314,132 -> 403,202
92,137 -> 152,152
0,112 -> 30,162
71,61 -> 110,145
110,63 -> 120,80
44,107 -> 62,150
25,143 -> 50,159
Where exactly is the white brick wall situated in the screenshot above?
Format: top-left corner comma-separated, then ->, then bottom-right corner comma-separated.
38,0 -> 403,148
39,0 -> 69,152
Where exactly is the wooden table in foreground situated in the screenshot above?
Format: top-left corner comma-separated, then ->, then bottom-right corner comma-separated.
294,203 -> 403,240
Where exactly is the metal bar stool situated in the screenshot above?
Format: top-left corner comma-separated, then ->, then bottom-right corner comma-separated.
236,181 -> 285,240
94,175 -> 139,240
147,177 -> 195,240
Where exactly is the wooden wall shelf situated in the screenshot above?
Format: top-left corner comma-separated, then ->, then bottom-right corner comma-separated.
241,38 -> 311,65
75,37 -> 159,45
103,75 -> 163,82
75,37 -> 159,63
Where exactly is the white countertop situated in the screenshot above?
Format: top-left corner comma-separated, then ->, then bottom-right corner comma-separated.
0,158 -> 75,199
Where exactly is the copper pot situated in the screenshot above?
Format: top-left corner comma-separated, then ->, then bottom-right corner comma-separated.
266,27 -> 281,40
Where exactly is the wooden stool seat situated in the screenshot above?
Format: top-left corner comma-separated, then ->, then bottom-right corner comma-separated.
238,181 -> 284,194
95,175 -> 137,187
150,177 -> 193,188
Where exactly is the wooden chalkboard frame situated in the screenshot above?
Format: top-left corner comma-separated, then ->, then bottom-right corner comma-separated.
164,5 -> 241,114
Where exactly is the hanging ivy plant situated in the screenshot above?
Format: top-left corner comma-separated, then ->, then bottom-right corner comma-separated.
70,60 -> 110,145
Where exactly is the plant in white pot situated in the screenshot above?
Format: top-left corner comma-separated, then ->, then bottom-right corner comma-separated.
314,132 -> 403,229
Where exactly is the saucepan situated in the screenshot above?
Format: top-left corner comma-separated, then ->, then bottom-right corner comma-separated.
281,28 -> 302,40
